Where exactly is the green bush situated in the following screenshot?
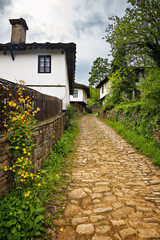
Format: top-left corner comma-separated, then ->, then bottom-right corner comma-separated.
0,190 -> 45,240
106,101 -> 160,141
0,122 -> 80,240
65,105 -> 76,128
139,68 -> 160,107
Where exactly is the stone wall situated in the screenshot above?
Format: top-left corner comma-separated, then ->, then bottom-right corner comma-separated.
0,113 -> 66,198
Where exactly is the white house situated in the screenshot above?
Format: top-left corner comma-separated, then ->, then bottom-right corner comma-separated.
0,18 -> 76,110
96,77 -> 111,105
70,83 -> 90,113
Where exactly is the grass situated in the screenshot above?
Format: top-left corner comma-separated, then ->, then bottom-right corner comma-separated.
98,115 -> 160,166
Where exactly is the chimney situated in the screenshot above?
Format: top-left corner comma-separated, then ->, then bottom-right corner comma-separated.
9,18 -> 28,44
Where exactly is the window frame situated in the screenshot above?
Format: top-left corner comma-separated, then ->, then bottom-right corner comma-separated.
73,89 -> 78,98
38,55 -> 51,73
102,85 -> 104,94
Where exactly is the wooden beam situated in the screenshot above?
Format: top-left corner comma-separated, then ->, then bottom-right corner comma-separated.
10,49 -> 15,61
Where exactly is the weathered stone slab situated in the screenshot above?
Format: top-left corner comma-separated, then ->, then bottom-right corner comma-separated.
71,217 -> 88,225
81,196 -> 92,209
93,207 -> 112,213
83,210 -> 92,215
92,186 -> 110,193
110,220 -> 126,226
120,228 -> 136,239
68,189 -> 87,199
95,182 -> 109,186
90,193 -> 103,199
111,207 -> 134,219
84,188 -> 92,193
96,225 -> 111,234
64,204 -> 81,217
138,229 -> 160,238
56,226 -> 75,240
53,219 -> 66,226
76,223 -> 94,234
90,215 -> 106,223
104,196 -> 117,201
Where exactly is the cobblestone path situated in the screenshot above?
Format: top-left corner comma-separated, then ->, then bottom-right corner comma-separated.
55,115 -> 160,240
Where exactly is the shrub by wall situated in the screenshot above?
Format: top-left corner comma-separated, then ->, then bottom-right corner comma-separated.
100,101 -> 160,143
0,113 -> 66,198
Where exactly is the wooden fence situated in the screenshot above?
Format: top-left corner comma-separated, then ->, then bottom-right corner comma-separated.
0,79 -> 62,134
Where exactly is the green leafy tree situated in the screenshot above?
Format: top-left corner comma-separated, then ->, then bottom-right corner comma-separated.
105,0 -> 160,68
103,51 -> 137,110
89,87 -> 100,104
89,57 -> 110,87
139,68 -> 160,108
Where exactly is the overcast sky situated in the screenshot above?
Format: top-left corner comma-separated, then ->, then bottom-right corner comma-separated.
0,0 -> 131,85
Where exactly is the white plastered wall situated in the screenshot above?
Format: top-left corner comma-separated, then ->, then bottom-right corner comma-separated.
100,80 -> 112,101
0,49 -> 70,110
70,88 -> 87,104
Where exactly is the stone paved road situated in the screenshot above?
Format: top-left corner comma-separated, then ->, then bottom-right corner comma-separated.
55,115 -> 160,240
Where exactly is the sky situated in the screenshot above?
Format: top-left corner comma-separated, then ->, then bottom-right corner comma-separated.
0,0 -> 131,86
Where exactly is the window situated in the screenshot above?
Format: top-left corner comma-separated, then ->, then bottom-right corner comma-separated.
73,90 -> 78,98
102,85 -> 104,94
38,55 -> 51,73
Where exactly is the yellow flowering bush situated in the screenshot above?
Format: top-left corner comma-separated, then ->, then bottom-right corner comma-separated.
2,80 -> 40,186
0,80 -> 48,239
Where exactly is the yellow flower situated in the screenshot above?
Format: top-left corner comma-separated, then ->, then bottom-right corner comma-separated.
4,166 -> 8,171
15,146 -> 19,150
60,228 -> 63,232
9,93 -> 12,96
23,148 -> 27,154
9,167 -> 12,170
37,183 -> 41,187
30,173 -> 33,177
21,179 -> 24,182
37,107 -> 40,112
27,153 -> 31,156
